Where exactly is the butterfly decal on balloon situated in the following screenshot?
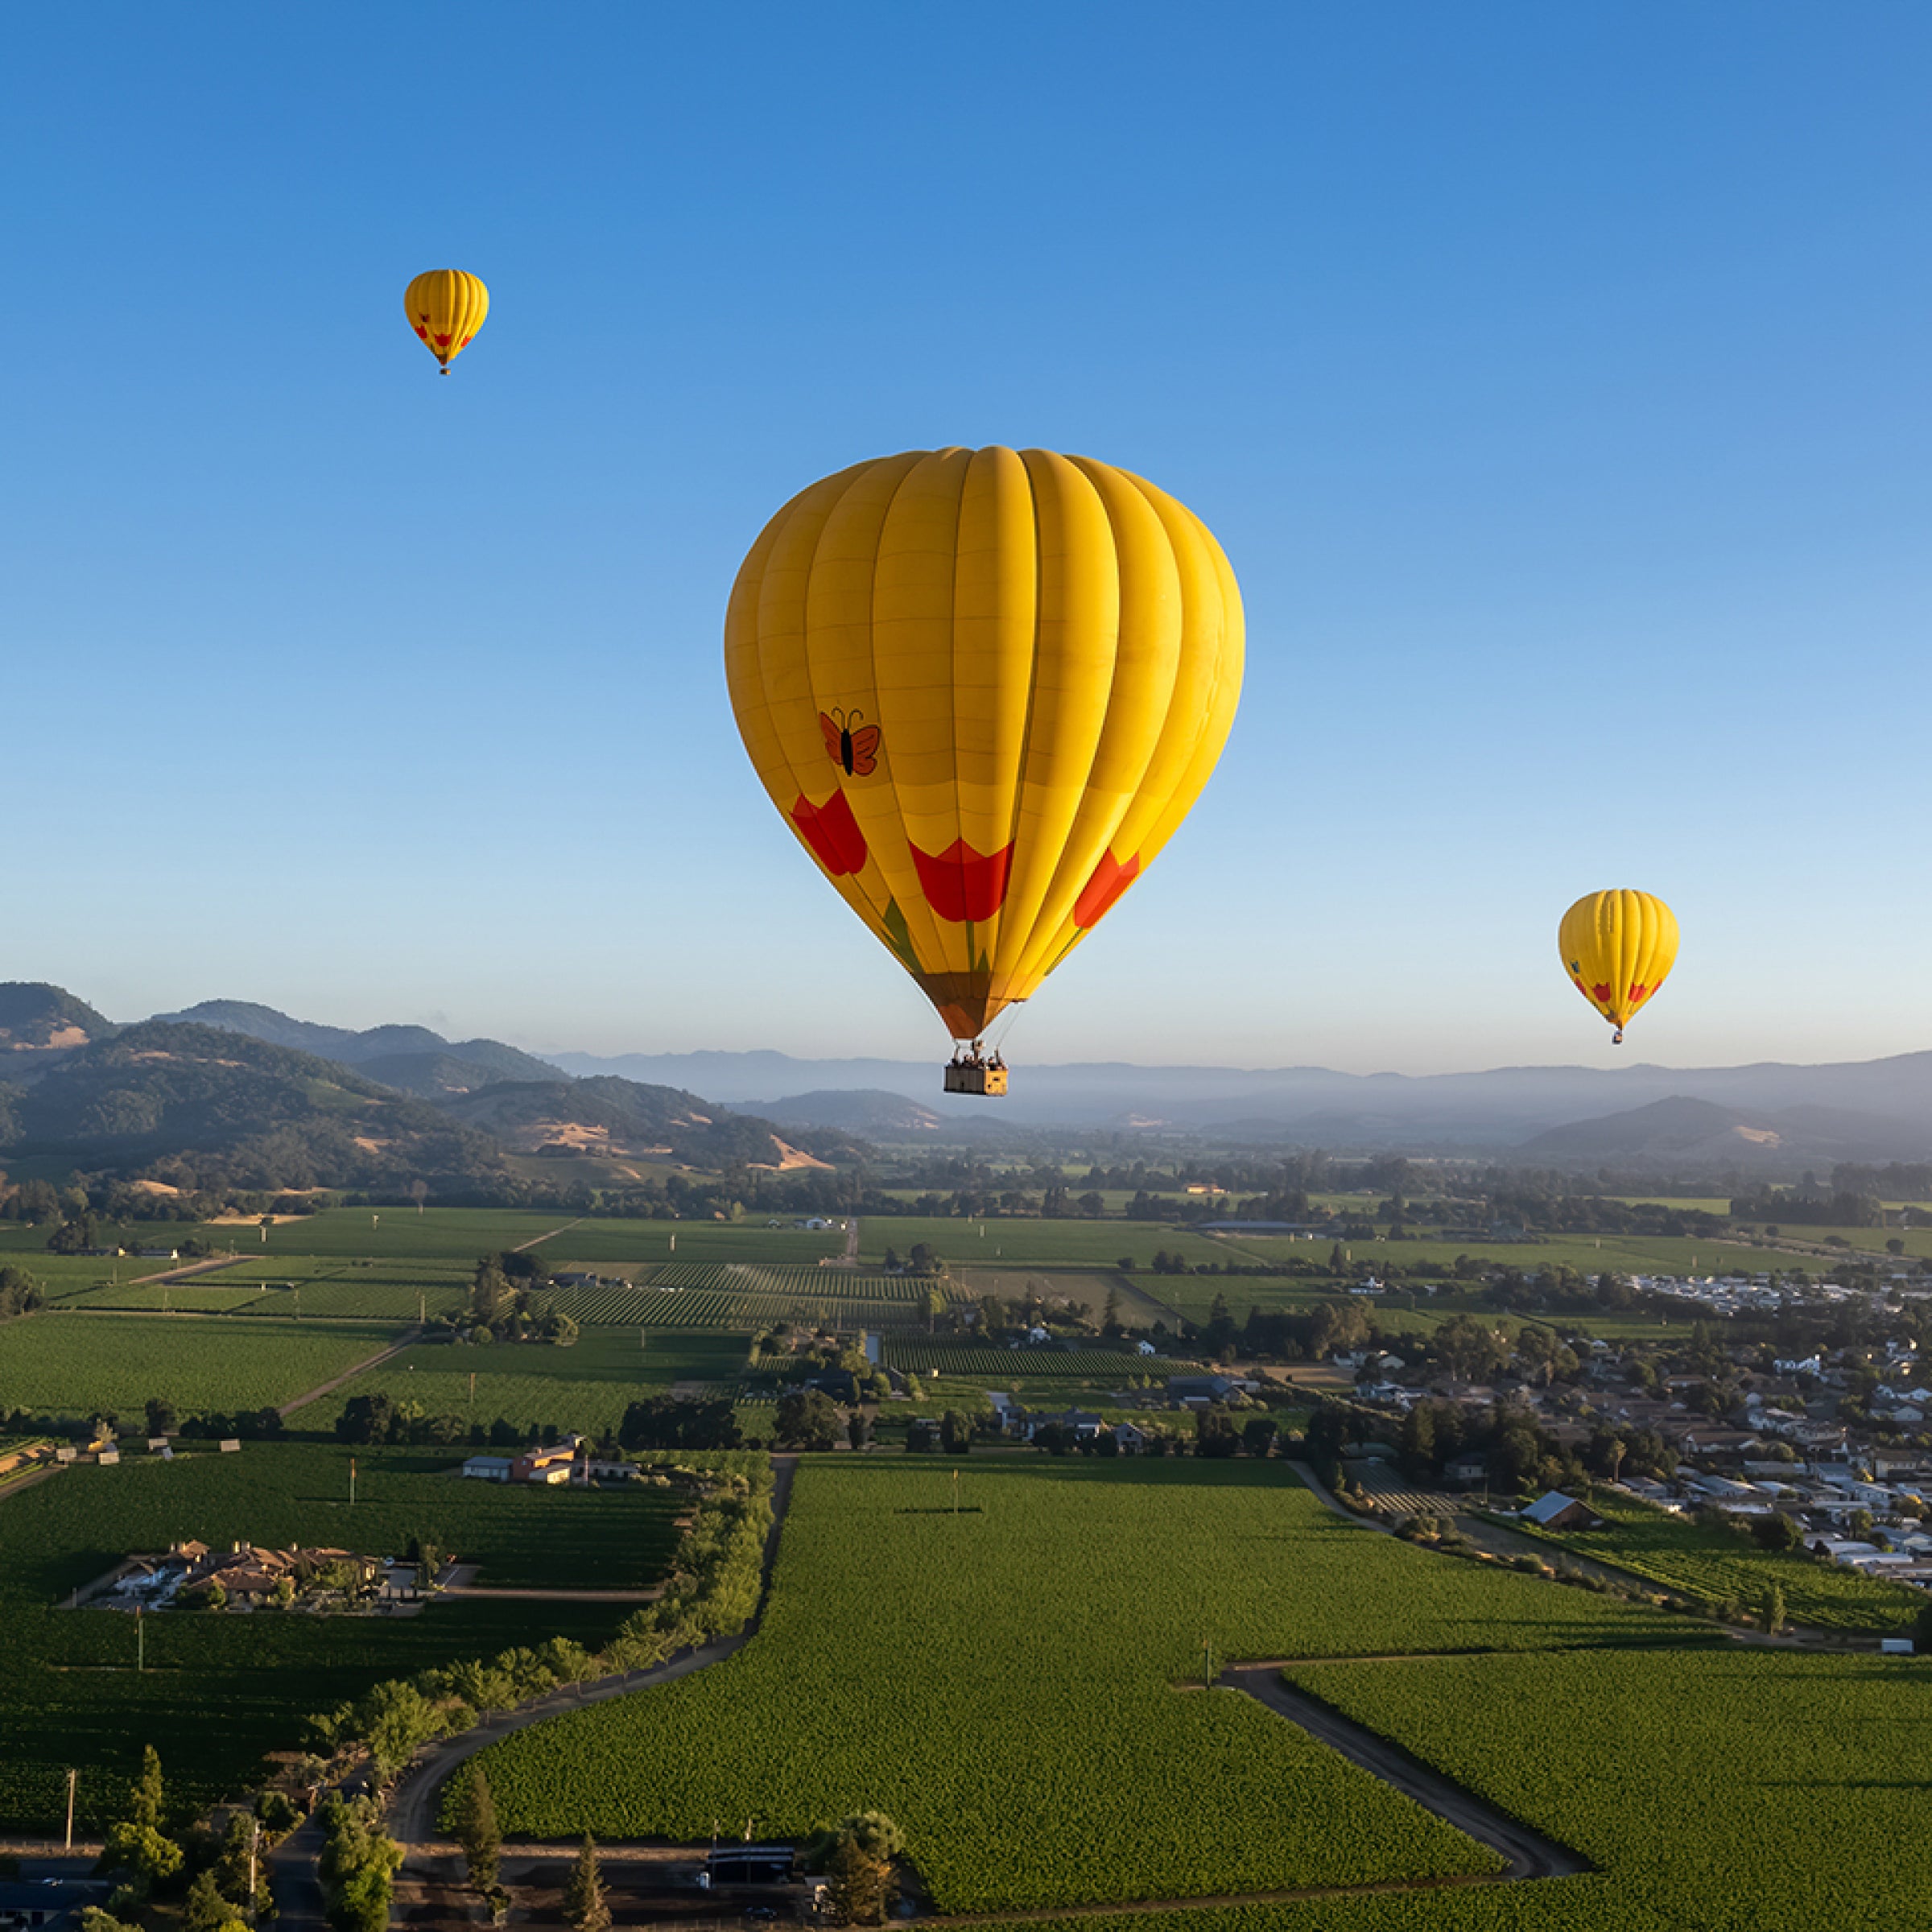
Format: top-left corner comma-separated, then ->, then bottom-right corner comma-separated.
819,708 -> 882,778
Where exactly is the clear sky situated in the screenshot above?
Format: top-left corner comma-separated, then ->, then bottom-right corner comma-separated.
5,4 -> 1927,1075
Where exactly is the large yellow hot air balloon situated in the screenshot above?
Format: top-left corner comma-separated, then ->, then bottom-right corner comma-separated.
403,270 -> 489,373
1558,890 -> 1679,1044
724,447 -> 1244,1092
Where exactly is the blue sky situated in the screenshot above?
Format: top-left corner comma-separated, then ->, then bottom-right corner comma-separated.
5,4 -> 1927,1075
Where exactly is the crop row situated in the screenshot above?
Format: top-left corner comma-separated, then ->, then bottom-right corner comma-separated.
471,1458 -> 1674,1909
881,1341 -> 1152,1379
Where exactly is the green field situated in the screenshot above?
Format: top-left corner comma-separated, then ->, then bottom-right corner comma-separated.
298,1329 -> 754,1435
0,1442 -> 682,1831
1288,1645 -> 1932,1932
861,1216 -> 1243,1274
1513,1491 -> 1925,1635
0,1315 -> 403,1418
469,1459 -> 1681,1909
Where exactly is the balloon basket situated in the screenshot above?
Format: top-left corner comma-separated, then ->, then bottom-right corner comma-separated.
943,1061 -> 1008,1096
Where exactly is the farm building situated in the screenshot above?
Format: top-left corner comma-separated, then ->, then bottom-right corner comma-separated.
704,1846 -> 796,1885
462,1455 -> 514,1482
1521,1491 -> 1599,1532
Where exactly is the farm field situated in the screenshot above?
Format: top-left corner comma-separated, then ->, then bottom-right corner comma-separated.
539,1220 -> 848,1265
859,1216 -> 1242,1273
0,1315 -> 404,1418
1288,1645 -> 1932,1932
469,1457 -> 1682,1910
1212,1230 -> 1780,1285
1513,1491 -> 1926,1636
299,1329 -> 754,1435
0,1443 -> 682,1832
881,1340 -> 1158,1381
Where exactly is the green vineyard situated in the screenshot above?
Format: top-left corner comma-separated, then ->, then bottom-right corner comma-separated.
881,1340 -> 1157,1379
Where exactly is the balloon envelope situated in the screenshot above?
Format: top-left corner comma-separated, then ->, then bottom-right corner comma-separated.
1558,890 -> 1679,1039
404,270 -> 489,370
724,447 -> 1245,1041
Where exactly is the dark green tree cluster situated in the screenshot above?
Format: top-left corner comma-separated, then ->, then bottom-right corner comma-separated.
618,1397 -> 742,1452
318,1794 -> 404,1932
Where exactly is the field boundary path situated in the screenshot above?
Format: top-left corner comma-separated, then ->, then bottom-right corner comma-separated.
514,1216 -> 584,1253
276,1327 -> 422,1419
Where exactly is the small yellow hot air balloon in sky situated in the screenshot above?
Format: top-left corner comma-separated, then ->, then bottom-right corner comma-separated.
1558,890 -> 1679,1043
724,446 -> 1245,1092
403,270 -> 489,373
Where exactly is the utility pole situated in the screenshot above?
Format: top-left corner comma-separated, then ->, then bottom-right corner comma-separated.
64,1769 -> 76,1851
349,1456 -> 357,1507
136,1606 -> 145,1673
248,1816 -> 259,1919
1203,1636 -> 1211,1691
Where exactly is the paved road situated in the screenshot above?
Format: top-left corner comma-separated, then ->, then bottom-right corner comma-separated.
1222,1665 -> 1590,1880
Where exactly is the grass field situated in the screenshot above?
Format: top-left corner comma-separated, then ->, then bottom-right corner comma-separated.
0,1442 -> 682,1831
297,1330 -> 754,1435
469,1458 -> 1681,1909
0,1315 -> 404,1418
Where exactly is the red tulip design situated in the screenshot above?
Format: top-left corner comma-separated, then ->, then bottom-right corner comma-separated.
1075,848 -> 1141,928
910,837 -> 1013,922
791,790 -> 868,876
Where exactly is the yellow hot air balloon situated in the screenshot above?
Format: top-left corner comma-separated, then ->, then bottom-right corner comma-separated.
724,446 -> 1245,1093
403,270 -> 489,373
1558,890 -> 1679,1043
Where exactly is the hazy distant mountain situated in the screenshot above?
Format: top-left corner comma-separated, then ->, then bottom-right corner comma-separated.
548,1043 -> 1932,1166
1518,1095 -> 1932,1170
154,1000 -> 559,1086
0,982 -> 117,1055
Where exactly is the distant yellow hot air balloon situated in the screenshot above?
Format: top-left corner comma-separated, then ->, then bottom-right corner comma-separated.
724,447 -> 1245,1092
403,270 -> 489,373
1558,890 -> 1679,1044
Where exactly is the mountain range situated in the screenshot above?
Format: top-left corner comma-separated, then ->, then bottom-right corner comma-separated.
0,988 -> 848,1192
551,1043 -> 1932,1168
0,983 -> 1926,1181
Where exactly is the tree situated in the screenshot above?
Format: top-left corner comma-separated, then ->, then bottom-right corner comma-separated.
939,1410 -> 973,1455
1242,1417 -> 1278,1459
1751,1513 -> 1805,1554
823,1814 -> 902,1926
774,1388 -> 842,1451
318,1796 -> 403,1932
564,1836 -> 610,1932
1762,1583 -> 1786,1636
451,1765 -> 501,1892
182,1870 -> 246,1932
102,1746 -> 183,1898
334,1393 -> 395,1445
144,1396 -> 178,1439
